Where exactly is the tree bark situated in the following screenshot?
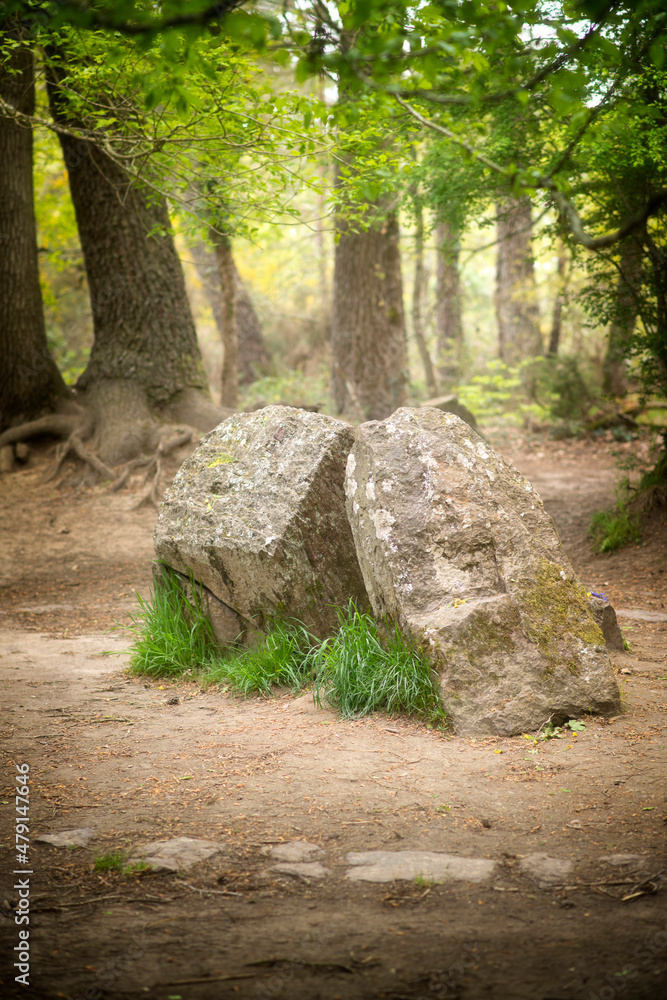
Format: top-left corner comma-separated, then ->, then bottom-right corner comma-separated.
331,203 -> 408,420
189,240 -> 271,386
211,231 -> 239,409
495,196 -> 543,365
412,205 -> 438,397
603,236 -> 644,396
46,54 -> 216,462
435,221 -> 464,385
0,35 -> 66,429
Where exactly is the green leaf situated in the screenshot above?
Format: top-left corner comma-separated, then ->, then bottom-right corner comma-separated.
649,40 -> 666,68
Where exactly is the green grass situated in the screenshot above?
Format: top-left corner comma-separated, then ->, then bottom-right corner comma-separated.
589,505 -> 642,553
200,620 -> 315,695
125,565 -> 217,678
123,567 -> 447,728
94,849 -> 127,872
312,605 -> 448,727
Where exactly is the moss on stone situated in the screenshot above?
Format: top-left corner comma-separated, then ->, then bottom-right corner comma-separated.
461,606 -> 520,660
518,558 -> 604,673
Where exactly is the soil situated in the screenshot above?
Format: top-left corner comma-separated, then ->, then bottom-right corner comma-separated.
1,429 -> 666,1000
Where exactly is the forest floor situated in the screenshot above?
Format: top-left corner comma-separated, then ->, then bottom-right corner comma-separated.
1,426 -> 666,1000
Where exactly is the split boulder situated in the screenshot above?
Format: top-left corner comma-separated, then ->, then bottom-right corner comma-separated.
345,407 -> 621,736
154,406 -> 369,642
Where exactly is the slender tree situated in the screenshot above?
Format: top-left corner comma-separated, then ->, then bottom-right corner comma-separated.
411,201 -> 438,397
435,220 -> 464,385
210,229 -> 239,409
548,251 -> 568,356
331,199 -> 408,420
189,239 -> 271,386
495,196 -> 543,366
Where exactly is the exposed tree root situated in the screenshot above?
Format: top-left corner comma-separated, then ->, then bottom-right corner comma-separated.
1,404 -> 198,505
0,411 -> 88,450
118,427 -> 194,508
47,432 -> 117,484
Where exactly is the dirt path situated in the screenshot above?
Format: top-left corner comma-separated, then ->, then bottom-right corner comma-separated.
1,432 -> 666,1000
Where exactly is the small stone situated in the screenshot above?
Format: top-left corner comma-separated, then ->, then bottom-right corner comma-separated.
589,595 -> 625,651
518,853 -> 574,887
166,696 -> 180,705
36,828 -> 96,848
345,850 -> 495,884
129,836 -> 221,871
271,862 -> 329,880
599,853 -> 646,867
15,442 -> 30,462
269,841 -> 324,863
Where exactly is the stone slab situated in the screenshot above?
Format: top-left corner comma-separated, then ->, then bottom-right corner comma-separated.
269,841 -> 324,863
615,608 -> 667,623
36,828 -> 96,848
129,836 -> 221,871
271,862 -> 329,879
518,853 -> 574,887
345,850 -> 495,883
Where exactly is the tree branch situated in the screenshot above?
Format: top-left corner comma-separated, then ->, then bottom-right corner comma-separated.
395,96 -> 667,253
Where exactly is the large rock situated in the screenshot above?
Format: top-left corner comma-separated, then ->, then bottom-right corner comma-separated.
155,406 -> 368,642
345,408 -> 621,736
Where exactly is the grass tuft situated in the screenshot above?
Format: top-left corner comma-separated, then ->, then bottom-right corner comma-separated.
125,564 -> 217,678
312,605 -> 447,727
589,505 -> 642,553
94,849 -> 126,872
200,620 -> 315,695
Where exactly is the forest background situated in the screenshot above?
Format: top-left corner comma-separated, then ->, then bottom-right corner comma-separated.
1,0 -> 666,533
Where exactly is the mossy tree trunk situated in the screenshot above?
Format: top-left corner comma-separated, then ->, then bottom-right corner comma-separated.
331,198 -> 408,420
45,50 -> 218,463
0,32 -> 66,430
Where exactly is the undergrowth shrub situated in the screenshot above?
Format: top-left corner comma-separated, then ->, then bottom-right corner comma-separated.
123,567 -> 447,728
589,487 -> 642,553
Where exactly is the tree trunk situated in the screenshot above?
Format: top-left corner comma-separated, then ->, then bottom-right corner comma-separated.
495,196 -> 543,365
412,205 -> 438,397
189,240 -> 271,385
331,203 -> 408,420
548,253 -> 568,356
0,35 -> 65,429
211,231 -> 239,409
435,221 -> 464,385
603,236 -> 644,396
46,55 -> 217,462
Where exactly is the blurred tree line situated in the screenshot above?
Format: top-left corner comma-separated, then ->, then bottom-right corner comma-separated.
0,0 -> 665,488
